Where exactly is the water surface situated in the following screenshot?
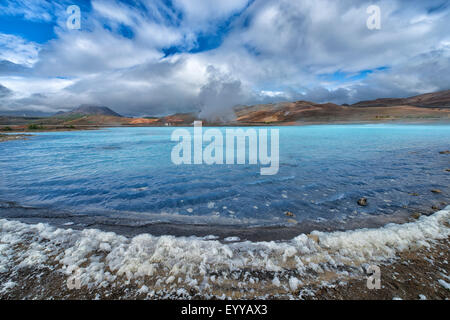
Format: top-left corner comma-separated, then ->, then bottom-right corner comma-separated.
0,125 -> 448,231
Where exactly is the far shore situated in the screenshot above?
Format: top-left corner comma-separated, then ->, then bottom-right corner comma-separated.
1,118 -> 449,135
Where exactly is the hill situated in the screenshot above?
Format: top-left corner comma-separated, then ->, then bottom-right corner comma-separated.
1,90 -> 449,130
351,90 -> 450,108
54,105 -> 123,118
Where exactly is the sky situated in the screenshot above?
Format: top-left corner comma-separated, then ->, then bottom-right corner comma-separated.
0,0 -> 449,118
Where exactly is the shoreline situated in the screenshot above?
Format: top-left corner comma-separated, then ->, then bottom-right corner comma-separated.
309,237 -> 450,300
0,199 -> 446,242
1,238 -> 449,300
0,207 -> 449,299
1,118 -> 449,133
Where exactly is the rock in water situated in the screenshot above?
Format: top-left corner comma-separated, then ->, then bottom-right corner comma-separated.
439,150 -> 450,154
285,211 -> 295,217
431,189 -> 442,194
357,197 -> 368,206
411,212 -> 422,220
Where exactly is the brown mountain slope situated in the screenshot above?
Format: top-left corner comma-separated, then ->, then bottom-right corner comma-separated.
235,101 -> 343,123
1,90 -> 449,129
403,89 -> 450,106
234,90 -> 450,124
352,90 -> 450,108
235,103 -> 449,124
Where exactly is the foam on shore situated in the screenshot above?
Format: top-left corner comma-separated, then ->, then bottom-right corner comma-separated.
1,207 -> 449,298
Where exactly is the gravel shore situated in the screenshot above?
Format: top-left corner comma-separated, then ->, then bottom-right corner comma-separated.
0,208 -> 448,300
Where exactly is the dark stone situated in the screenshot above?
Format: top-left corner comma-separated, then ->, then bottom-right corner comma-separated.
285,211 -> 295,217
411,212 -> 421,220
357,198 -> 368,206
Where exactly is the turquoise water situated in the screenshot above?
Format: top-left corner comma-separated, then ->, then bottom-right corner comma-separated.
0,124 -> 449,227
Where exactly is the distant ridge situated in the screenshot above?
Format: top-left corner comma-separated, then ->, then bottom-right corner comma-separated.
1,89 -> 448,127
233,89 -> 450,124
54,105 -> 123,117
352,89 -> 450,108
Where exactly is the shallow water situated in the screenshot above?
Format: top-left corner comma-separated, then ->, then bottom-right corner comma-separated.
0,124 -> 449,229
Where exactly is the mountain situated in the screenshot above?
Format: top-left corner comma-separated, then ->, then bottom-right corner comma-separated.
54,105 -> 123,117
233,90 -> 450,124
1,90 -> 449,130
234,101 -> 343,124
351,90 -> 450,108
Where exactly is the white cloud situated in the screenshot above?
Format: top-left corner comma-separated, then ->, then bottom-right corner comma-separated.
0,0 -> 449,115
173,0 -> 249,27
0,0 -> 54,22
0,34 -> 40,66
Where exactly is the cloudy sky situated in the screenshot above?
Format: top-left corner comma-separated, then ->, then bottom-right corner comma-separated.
0,0 -> 449,117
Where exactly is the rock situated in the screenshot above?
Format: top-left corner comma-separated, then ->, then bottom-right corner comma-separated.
431,205 -> 440,211
285,211 -> 295,217
445,169 -> 450,172
409,193 -> 419,196
431,189 -> 442,194
357,197 -> 368,206
411,212 -> 421,220
439,150 -> 450,154
287,219 -> 297,225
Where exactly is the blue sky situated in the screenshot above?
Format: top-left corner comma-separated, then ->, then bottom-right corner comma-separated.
0,0 -> 449,117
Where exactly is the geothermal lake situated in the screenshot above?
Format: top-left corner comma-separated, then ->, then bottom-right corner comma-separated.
0,124 -> 449,235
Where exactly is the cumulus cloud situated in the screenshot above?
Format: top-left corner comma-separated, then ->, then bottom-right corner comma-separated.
0,0 -> 449,115
0,34 -> 40,66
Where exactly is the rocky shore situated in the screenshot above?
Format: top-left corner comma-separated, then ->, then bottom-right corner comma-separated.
0,207 -> 448,300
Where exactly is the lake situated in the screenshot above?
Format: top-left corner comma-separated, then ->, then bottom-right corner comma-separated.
0,124 -> 449,235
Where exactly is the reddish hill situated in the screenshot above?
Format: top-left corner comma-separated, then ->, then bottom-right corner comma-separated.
235,101 -> 343,124
1,90 -> 449,130
234,90 -> 450,124
352,90 -> 450,108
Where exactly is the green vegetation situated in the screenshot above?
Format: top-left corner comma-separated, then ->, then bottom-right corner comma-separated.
0,126 -> 12,131
27,124 -> 45,130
